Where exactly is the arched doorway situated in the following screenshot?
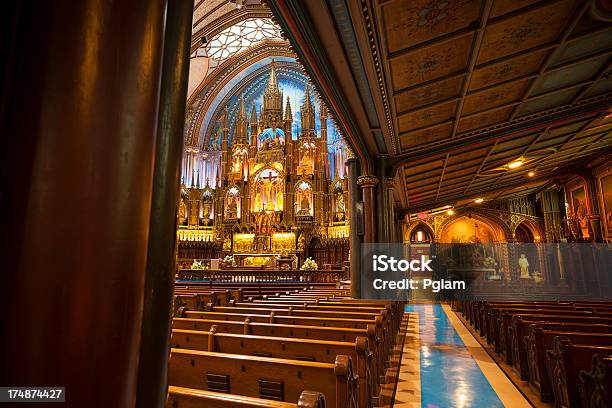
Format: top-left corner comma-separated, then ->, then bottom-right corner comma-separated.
515,223 -> 534,243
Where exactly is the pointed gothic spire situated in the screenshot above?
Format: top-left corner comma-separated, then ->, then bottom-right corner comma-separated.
238,94 -> 246,118
303,85 -> 312,111
250,103 -> 257,124
284,96 -> 293,121
266,59 -> 279,94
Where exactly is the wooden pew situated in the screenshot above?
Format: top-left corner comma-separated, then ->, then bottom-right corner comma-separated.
250,300 -> 402,324
504,314 -> 612,367
488,307 -> 605,345
170,327 -> 375,407
169,349 -> 358,408
174,288 -> 242,305
579,354 -> 612,408
546,337 -> 612,408
525,326 -> 612,401
172,317 -> 382,385
233,302 -> 401,335
179,311 -> 389,379
187,307 -> 396,366
166,386 -> 325,408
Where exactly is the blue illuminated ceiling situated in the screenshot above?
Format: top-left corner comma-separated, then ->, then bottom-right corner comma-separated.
199,57 -> 341,148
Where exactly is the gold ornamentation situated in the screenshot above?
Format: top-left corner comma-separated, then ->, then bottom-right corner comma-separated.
357,175 -> 379,187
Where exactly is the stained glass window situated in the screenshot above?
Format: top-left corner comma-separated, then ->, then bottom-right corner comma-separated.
197,18 -> 282,74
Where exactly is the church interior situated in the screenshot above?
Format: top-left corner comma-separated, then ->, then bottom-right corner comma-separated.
1,0 -> 612,407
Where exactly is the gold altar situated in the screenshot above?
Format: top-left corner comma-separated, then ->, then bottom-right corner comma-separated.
176,61 -> 350,268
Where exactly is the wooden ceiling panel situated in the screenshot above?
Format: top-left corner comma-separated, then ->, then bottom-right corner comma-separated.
530,135 -> 573,150
493,134 -> 536,151
463,78 -> 530,114
477,0 -> 578,64
445,157 -> 487,172
489,0 -> 542,19
441,173 -> 474,186
549,28 -> 612,67
404,160 -> 445,176
469,48 -> 548,91
405,177 -> 440,189
382,0 -> 481,54
398,101 -> 457,133
531,55 -> 609,96
456,105 -> 513,133
399,122 -> 454,150
448,166 -> 483,179
582,76 -> 612,99
395,76 -> 464,113
546,120 -> 590,137
390,34 -> 473,90
448,147 -> 492,163
516,87 -> 578,116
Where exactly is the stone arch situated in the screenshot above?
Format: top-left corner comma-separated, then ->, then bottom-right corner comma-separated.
404,221 -> 434,243
513,219 -> 544,242
436,210 -> 511,243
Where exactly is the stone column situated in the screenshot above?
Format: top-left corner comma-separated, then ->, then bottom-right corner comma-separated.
376,157 -> 390,243
0,1 -> 171,407
579,172 -> 603,242
357,175 -> 379,244
348,157 -> 362,298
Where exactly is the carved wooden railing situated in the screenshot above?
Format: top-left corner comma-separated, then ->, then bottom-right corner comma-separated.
177,268 -> 347,283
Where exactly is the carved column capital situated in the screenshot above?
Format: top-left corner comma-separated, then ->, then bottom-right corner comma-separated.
356,175 -> 379,188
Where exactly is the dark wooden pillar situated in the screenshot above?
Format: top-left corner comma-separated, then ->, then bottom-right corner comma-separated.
348,157 -> 362,298
0,1 -> 169,407
136,0 -> 194,407
357,175 -> 379,243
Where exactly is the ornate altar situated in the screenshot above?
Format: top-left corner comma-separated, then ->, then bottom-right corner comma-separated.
176,61 -> 351,269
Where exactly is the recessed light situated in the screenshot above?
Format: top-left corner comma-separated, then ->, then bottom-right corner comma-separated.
474,198 -> 484,203
447,209 -> 455,215
528,171 -> 535,177
508,159 -> 524,169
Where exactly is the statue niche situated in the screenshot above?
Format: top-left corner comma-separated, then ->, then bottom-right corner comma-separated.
230,147 -> 249,180
201,190 -> 213,226
333,182 -> 346,221
224,187 -> 241,219
297,139 -> 316,175
295,181 -> 313,216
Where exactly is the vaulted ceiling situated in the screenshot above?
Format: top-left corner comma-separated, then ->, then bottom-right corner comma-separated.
269,0 -> 612,211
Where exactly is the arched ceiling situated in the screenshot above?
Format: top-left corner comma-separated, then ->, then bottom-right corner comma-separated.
185,7 -> 344,154
269,0 -> 612,211
184,40 -> 295,147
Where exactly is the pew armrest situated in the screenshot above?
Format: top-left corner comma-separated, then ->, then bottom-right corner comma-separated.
297,390 -> 326,408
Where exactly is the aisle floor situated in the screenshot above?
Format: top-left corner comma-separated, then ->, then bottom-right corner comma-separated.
394,303 -> 530,408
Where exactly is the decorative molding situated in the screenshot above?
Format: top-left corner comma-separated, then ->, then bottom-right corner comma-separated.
356,175 -> 379,187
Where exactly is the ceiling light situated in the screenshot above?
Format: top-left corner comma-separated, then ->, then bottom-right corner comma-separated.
507,159 -> 524,169
447,209 -> 455,215
528,171 -> 535,177
474,198 -> 484,204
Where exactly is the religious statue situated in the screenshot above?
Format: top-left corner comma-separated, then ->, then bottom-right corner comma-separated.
300,194 -> 310,212
227,197 -> 238,218
519,254 -> 530,278
202,201 -> 211,220
178,199 -> 186,223
297,234 -> 305,251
